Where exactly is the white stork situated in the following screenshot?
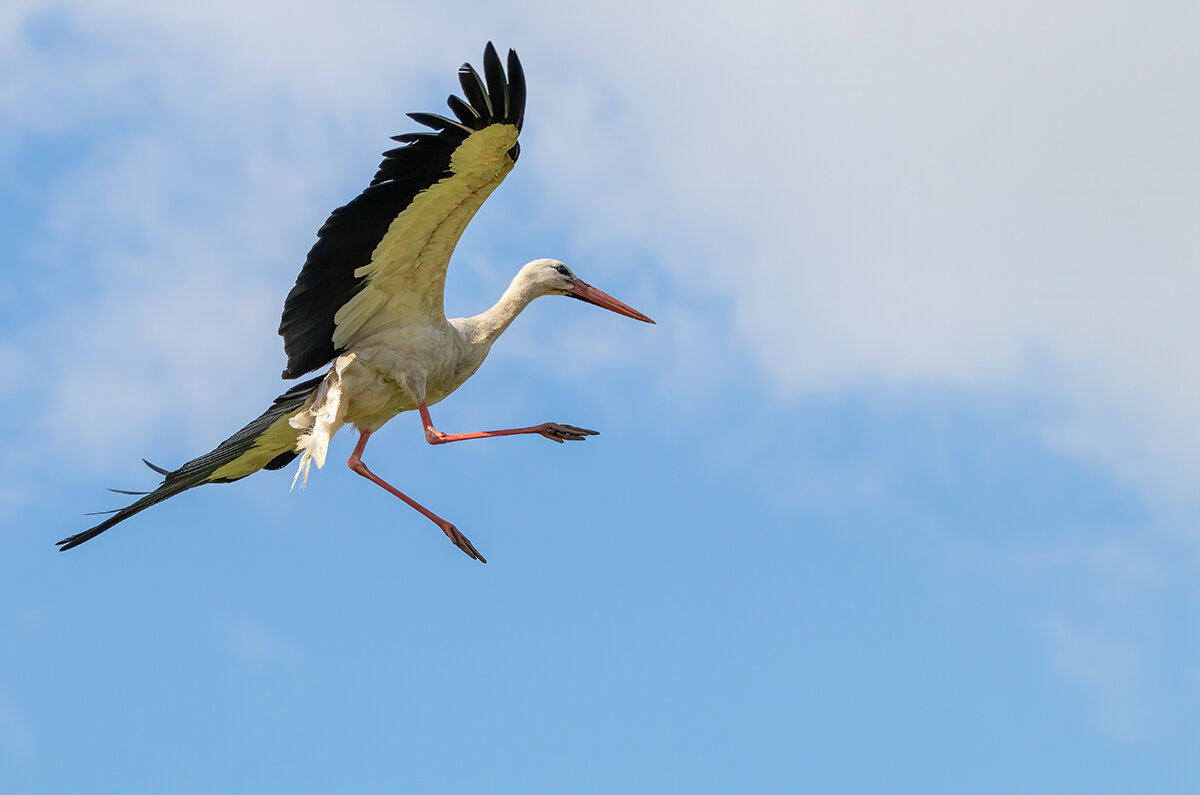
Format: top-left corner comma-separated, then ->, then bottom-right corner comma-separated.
59,43 -> 653,562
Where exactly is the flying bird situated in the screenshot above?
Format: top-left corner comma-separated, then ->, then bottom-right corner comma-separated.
58,43 -> 654,563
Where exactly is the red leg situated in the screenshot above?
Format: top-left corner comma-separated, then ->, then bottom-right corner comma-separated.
346,430 -> 485,563
416,401 -> 599,446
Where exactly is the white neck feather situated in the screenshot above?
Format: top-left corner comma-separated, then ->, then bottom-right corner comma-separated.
466,272 -> 542,347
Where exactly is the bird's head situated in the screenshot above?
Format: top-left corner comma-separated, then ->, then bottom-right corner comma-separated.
520,258 -> 655,323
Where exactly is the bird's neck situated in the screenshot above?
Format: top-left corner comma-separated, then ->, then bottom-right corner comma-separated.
467,278 -> 539,348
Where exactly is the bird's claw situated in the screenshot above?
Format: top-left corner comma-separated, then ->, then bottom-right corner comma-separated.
439,521 -> 487,563
538,423 -> 599,443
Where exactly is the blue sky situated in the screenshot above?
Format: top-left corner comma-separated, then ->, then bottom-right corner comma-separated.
4,1 -> 1200,792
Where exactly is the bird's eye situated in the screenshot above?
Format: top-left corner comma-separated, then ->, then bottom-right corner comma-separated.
555,265 -> 570,276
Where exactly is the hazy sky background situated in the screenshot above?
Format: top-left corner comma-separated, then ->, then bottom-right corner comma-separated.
4,1 -> 1200,792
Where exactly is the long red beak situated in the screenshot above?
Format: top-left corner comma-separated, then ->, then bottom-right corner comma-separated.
568,279 -> 655,324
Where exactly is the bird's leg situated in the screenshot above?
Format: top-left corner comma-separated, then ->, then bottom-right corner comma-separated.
346,430 -> 486,563
416,400 -> 598,446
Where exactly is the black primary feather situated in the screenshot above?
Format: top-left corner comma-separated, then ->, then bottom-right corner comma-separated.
506,49 -> 526,129
406,112 -> 474,135
482,43 -> 509,121
457,63 -> 492,119
277,43 -> 525,380
58,375 -> 323,551
389,132 -> 439,145
446,94 -> 481,127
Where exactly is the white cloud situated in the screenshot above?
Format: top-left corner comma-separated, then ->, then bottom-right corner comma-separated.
4,0 -> 1200,751
523,0 -> 1200,499
0,691 -> 31,759
227,618 -> 279,664
5,0 -> 1200,499
1039,611 -> 1158,744
951,527 -> 1200,744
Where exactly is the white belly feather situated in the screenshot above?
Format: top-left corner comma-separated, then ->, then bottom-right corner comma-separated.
289,320 -> 491,487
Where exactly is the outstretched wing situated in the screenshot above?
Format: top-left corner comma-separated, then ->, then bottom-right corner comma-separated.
278,43 -> 527,379
57,375 -> 324,550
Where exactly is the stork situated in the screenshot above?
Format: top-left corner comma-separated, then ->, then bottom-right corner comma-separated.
58,43 -> 653,563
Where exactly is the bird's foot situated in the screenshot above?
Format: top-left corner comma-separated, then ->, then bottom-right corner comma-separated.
537,423 -> 599,443
438,520 -> 487,563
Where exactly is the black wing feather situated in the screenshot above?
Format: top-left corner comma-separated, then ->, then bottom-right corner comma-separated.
57,375 -> 324,551
406,112 -> 474,136
482,43 -> 508,121
457,63 -> 493,119
506,49 -> 526,129
446,95 -> 481,127
389,132 -> 440,145
278,43 -> 525,380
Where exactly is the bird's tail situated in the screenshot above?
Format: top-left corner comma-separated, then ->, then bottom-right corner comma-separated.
289,353 -> 356,489
58,375 -> 325,551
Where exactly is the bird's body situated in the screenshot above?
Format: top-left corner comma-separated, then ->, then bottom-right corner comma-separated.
60,44 -> 653,561
289,261 -> 561,481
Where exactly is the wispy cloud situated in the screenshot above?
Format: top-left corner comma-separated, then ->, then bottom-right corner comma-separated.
8,1 -> 1199,498
226,618 -> 280,664
955,527 -> 1200,744
1039,611 -> 1158,745
0,691 -> 31,759
512,1 -> 1200,500
5,0 -> 1200,765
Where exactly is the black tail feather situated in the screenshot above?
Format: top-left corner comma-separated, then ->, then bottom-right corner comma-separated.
60,374 -> 324,551
142,459 -> 171,476
60,486 -> 195,550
